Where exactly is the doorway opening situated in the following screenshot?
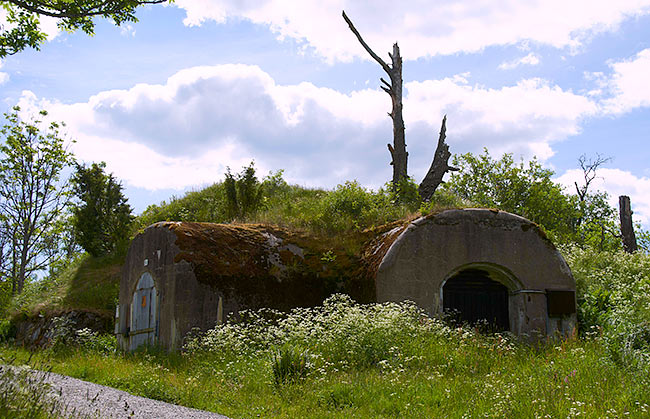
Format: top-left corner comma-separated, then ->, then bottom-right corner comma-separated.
442,268 -> 509,331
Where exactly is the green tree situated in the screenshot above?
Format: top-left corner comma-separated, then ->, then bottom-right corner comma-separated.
441,149 -> 578,241
71,161 -> 133,257
1,0 -> 168,58
0,106 -> 74,294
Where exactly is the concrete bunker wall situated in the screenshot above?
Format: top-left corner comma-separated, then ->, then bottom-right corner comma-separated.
118,224 -> 224,351
375,209 -> 576,337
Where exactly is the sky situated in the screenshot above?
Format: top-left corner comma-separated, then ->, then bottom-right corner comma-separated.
1,1 -> 650,226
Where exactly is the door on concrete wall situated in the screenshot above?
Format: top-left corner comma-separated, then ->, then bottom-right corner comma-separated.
130,272 -> 157,350
443,269 -> 509,331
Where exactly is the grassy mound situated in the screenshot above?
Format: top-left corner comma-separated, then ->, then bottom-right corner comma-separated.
8,251 -> 123,321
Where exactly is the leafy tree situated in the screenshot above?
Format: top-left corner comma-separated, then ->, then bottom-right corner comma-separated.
1,0 -> 168,57
71,161 -> 133,257
441,149 -> 578,241
0,106 -> 74,294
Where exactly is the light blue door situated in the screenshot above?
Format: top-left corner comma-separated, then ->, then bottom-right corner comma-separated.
130,272 -> 157,350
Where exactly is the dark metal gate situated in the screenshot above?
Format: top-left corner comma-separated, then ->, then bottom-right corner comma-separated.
443,269 -> 509,331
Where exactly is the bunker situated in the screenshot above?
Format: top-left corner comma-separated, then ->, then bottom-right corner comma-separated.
370,209 -> 577,337
116,221 -> 370,351
117,209 -> 576,351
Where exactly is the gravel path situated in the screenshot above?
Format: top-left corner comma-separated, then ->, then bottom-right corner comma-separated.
3,365 -> 231,419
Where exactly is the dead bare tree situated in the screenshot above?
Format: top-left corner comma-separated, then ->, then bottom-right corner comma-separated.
343,11 -> 458,200
619,195 -> 638,253
575,154 -> 611,202
342,11 -> 407,187
419,116 -> 459,201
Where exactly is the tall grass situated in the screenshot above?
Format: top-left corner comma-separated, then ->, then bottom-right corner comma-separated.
0,357 -> 83,418
3,293 -> 648,418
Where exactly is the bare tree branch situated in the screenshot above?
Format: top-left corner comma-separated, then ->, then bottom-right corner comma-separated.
342,10 -> 392,76
419,116 -> 459,201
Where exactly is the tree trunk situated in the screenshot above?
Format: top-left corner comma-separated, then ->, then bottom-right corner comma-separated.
343,11 -> 408,186
619,195 -> 637,253
419,116 -> 459,201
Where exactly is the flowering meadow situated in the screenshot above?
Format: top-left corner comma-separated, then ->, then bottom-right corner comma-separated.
2,287 -> 648,418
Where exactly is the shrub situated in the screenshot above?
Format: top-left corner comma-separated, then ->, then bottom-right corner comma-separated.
564,245 -> 650,369
185,294 -> 450,371
0,319 -> 16,342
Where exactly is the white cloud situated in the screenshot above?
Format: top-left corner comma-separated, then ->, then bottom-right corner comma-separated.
499,53 -> 541,70
17,64 -> 597,191
173,0 -> 650,61
120,24 -> 136,37
404,77 -> 597,161
0,60 -> 8,85
556,168 -> 650,225
601,48 -> 650,114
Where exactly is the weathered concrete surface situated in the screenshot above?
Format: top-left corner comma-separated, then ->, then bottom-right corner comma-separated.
118,222 -> 372,351
374,209 -> 576,337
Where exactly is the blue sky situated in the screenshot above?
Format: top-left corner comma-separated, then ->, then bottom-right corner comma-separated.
1,1 -> 650,225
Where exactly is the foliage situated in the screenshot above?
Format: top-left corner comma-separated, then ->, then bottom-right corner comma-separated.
0,318 -> 15,341
135,168 -> 421,237
575,191 -> 621,251
71,161 -> 133,257
0,0 -> 169,57
442,149 -> 578,241
0,2 -> 45,57
186,294 -> 442,369
48,315 -> 116,354
564,245 -> 650,369
224,162 -> 265,220
0,106 -> 75,294
7,249 -> 122,318
385,176 -> 421,208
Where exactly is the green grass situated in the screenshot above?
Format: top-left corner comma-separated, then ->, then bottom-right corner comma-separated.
7,250 -> 123,321
2,296 -> 649,418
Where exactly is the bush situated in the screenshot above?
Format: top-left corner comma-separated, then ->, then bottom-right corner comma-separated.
0,319 -> 16,342
564,245 -> 650,369
185,294 -> 449,371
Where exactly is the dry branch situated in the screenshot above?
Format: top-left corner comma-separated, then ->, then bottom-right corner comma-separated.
419,116 -> 459,201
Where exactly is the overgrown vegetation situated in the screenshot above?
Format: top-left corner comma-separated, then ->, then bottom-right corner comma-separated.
2,294 -> 649,418
567,246 -> 650,369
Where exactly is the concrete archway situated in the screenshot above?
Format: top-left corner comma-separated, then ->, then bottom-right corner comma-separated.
374,209 -> 577,337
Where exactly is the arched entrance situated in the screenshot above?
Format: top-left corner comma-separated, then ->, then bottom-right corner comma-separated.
130,272 -> 157,350
442,268 -> 509,331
